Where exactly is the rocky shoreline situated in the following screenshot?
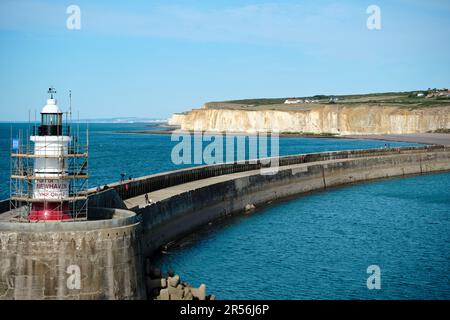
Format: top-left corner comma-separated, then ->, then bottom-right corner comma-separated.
145,259 -> 215,300
117,128 -> 450,145
117,128 -> 340,138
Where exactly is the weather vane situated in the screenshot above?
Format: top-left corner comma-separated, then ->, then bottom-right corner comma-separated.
48,86 -> 57,99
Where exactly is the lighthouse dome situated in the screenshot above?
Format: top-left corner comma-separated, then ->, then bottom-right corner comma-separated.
41,99 -> 62,114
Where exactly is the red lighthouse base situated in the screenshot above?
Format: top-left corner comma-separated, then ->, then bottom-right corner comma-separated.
29,202 -> 71,221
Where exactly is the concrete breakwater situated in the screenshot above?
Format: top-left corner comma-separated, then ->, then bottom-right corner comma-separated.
0,208 -> 144,299
130,145 -> 450,256
1,145 -> 450,299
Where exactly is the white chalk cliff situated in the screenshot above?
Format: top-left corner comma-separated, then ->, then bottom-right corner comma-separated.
168,105 -> 450,135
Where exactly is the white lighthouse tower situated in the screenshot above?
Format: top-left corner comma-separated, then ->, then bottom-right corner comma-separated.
29,88 -> 71,220
10,88 -> 89,221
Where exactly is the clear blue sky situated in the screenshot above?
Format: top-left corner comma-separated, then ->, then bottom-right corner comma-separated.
0,0 -> 449,120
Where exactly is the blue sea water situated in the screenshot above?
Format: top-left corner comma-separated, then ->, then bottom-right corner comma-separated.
154,172 -> 450,300
2,122 -> 448,299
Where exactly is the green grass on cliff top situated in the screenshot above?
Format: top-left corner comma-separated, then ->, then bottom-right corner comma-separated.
206,90 -> 450,110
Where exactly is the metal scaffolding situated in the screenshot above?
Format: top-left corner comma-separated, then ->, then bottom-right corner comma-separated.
9,110 -> 89,222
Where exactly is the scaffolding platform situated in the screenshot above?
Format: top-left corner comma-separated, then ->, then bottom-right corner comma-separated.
9,89 -> 89,222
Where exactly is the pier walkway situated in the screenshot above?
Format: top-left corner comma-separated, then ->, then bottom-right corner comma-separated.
122,153 -> 419,210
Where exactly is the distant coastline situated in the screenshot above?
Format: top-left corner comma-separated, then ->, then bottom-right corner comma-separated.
117,127 -> 450,146
117,128 -> 339,138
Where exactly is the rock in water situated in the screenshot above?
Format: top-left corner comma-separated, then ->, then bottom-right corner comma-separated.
245,203 -> 255,212
191,284 -> 206,300
168,274 -> 180,287
158,288 -> 169,300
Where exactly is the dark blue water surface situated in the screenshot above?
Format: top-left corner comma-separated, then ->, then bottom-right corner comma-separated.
0,122 -> 417,199
154,172 -> 450,300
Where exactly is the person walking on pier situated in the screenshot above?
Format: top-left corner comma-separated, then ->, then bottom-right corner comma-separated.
144,193 -> 154,206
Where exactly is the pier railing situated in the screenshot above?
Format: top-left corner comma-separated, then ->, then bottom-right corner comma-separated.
1,145 -> 448,214
92,145 -> 448,201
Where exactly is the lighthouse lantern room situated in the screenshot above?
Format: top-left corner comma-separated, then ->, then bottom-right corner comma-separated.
10,88 -> 89,221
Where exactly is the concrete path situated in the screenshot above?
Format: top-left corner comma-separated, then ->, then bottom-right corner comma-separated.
343,133 -> 450,145
122,154 -> 402,210
123,169 -> 263,209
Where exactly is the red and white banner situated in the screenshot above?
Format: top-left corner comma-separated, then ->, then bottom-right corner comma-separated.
34,179 -> 69,199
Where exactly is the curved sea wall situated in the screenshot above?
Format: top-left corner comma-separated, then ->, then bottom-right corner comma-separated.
0,208 -> 145,300
136,146 -> 450,255
168,106 -> 450,134
84,147 -> 439,203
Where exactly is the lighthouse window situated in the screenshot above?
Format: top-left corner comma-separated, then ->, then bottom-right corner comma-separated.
42,114 -> 62,126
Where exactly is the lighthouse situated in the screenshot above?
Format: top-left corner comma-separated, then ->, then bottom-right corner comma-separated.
10,88 -> 89,221
29,88 -> 71,220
